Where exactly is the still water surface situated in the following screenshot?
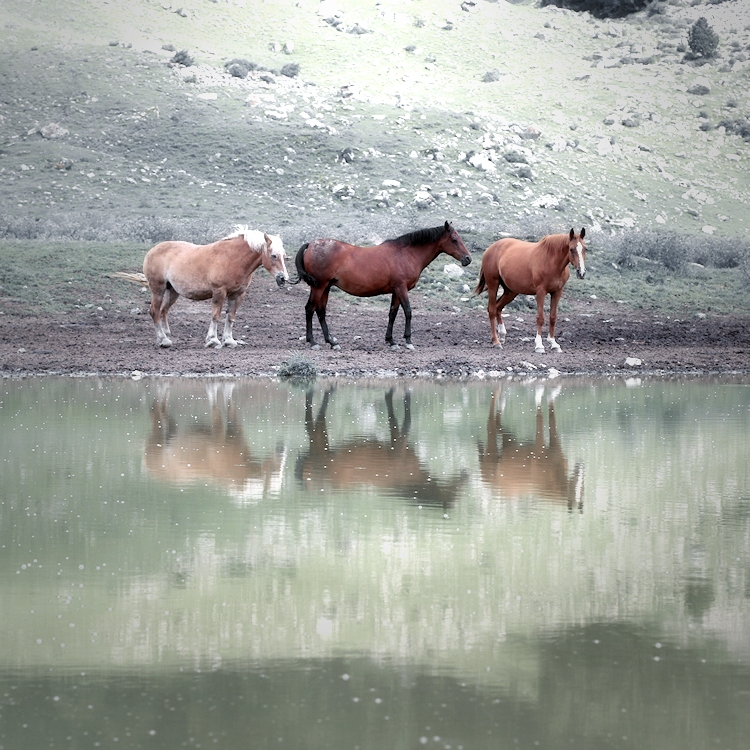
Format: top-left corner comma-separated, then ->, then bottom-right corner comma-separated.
1,376 -> 749,749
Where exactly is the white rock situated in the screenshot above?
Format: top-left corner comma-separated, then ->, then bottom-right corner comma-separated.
443,263 -> 465,278
624,357 -> 642,367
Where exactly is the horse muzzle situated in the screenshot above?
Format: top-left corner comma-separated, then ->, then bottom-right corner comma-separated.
576,268 -> 586,280
275,273 -> 287,287
461,255 -> 472,267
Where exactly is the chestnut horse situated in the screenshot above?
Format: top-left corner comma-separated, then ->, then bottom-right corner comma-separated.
113,226 -> 289,348
478,386 -> 584,511
294,221 -> 471,349
475,228 -> 586,353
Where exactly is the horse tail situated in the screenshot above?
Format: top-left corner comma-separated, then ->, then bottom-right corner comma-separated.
109,271 -> 148,287
474,270 -> 486,296
291,242 -> 319,287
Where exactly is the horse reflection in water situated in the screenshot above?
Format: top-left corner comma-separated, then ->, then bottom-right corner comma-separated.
143,382 -> 287,505
478,386 -> 584,511
297,387 -> 466,509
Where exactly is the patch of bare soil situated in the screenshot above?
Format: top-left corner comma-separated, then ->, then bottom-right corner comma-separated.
1,278 -> 749,379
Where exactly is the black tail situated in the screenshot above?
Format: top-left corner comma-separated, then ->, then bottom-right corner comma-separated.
290,242 -> 319,287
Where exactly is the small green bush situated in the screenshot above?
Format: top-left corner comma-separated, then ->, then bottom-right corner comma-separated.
539,0 -> 648,18
278,354 -> 317,381
612,231 -> 750,274
688,17 -> 719,58
170,49 -> 194,67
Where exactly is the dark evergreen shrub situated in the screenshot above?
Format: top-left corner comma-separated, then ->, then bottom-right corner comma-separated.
688,17 -> 719,58
170,49 -> 194,66
539,0 -> 648,18
224,58 -> 257,78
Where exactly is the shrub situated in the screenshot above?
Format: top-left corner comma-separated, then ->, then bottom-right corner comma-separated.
280,62 -> 300,78
224,58 -> 258,78
539,0 -> 648,18
688,17 -> 719,58
612,231 -> 750,274
170,49 -> 194,67
277,354 -> 317,381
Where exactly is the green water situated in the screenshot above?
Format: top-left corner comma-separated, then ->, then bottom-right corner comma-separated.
1,376 -> 749,750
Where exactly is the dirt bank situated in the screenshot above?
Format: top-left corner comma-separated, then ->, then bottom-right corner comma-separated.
2,278 -> 749,379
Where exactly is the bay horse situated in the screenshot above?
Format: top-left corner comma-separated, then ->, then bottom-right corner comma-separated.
294,221 -> 471,349
478,386 -> 584,511
296,387 -> 466,509
474,228 -> 586,353
112,226 -> 289,348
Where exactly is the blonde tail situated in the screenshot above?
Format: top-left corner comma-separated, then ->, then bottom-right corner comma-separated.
109,271 -> 148,287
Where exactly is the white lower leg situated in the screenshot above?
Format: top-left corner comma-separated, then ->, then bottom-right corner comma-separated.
547,335 -> 561,351
205,320 -> 222,347
534,333 -> 545,353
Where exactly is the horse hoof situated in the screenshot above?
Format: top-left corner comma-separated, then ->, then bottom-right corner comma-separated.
405,343 -> 415,351
159,341 -> 172,348
550,344 -> 562,352
389,344 -> 400,351
205,340 -> 222,349
332,344 -> 341,351
535,347 -> 545,354
311,343 -> 320,351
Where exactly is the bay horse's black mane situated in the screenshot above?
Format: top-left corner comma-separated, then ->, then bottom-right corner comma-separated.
388,224 -> 448,247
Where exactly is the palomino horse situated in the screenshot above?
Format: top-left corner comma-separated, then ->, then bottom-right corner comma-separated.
113,226 -> 289,348
294,221 -> 471,349
296,387 -> 466,509
475,228 -> 586,353
477,386 -> 584,511
143,382 -> 287,505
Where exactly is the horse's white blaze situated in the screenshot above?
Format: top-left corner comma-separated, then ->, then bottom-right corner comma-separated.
576,242 -> 586,276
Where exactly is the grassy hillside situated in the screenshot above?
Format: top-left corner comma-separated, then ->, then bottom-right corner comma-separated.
1,0 -> 749,314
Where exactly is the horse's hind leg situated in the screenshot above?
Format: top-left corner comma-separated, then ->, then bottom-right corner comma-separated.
494,288 -> 516,347
149,284 -> 177,347
205,290 -> 226,348
306,287 -> 339,350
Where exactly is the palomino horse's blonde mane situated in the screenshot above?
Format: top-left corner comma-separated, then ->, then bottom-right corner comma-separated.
224,225 -> 269,252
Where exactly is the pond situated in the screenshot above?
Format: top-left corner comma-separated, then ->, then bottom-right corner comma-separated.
1,376 -> 749,750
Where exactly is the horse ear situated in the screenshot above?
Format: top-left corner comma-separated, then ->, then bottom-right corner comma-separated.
445,221 -> 451,232
580,227 -> 585,239
569,228 -> 575,240
264,233 -> 272,248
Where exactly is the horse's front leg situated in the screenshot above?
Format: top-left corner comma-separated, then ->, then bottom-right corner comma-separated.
222,292 -> 247,348
386,293 -> 401,349
401,295 -> 414,350
534,290 -> 547,353
546,289 -> 563,352
206,291 -> 226,348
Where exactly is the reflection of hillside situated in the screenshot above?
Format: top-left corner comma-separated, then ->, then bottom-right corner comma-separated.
296,387 -> 465,508
478,386 -> 583,510
143,382 -> 286,504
